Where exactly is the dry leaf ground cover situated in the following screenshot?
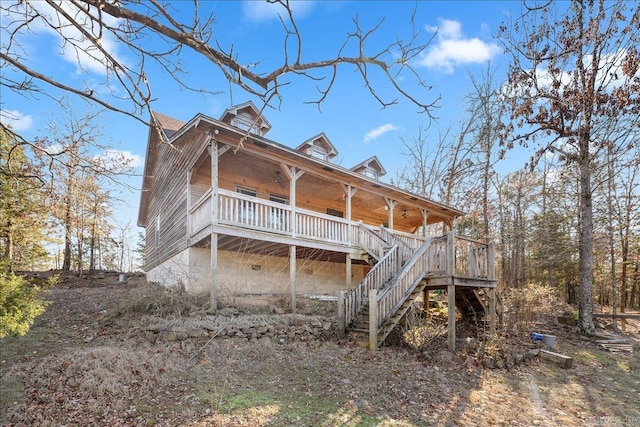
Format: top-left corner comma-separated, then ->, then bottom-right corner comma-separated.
1,274 -> 639,426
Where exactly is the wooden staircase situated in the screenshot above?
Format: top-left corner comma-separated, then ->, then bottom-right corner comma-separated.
339,226 -> 498,350
348,282 -> 427,348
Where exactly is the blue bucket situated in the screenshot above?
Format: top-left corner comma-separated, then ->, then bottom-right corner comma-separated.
530,332 -> 544,341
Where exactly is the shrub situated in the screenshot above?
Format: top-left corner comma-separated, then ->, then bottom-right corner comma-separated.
0,270 -> 54,337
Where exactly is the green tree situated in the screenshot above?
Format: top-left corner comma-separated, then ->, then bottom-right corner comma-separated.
0,128 -> 50,271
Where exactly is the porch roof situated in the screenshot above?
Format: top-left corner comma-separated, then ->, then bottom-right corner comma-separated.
138,110 -> 465,227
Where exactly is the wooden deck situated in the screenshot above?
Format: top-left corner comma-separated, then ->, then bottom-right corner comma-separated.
190,189 -> 498,351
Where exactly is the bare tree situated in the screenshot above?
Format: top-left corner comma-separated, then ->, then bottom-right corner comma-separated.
498,0 -> 640,334
464,65 -> 503,240
1,0 -> 439,144
38,105 -> 133,272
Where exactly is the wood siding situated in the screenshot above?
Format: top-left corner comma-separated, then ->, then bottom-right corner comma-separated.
144,135 -> 208,271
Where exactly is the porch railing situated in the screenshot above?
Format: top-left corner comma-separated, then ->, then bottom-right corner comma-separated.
189,190 -> 495,282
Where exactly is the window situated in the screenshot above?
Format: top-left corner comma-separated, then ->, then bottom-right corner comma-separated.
269,194 -> 288,204
363,167 -> 378,179
236,187 -> 257,224
309,146 -> 329,161
236,187 -> 257,197
269,194 -> 288,230
231,112 -> 261,135
326,208 -> 343,218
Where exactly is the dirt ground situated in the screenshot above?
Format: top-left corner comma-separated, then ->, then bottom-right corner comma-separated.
1,274 -> 639,427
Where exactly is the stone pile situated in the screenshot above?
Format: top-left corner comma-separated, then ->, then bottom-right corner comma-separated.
137,312 -> 336,344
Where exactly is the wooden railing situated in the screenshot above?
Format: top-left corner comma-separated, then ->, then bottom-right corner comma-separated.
375,238 -> 432,330
190,191 -> 495,285
382,227 -> 427,249
453,235 -> 495,279
424,235 -> 449,275
190,189 -> 352,244
355,223 -> 389,261
342,244 -> 400,329
296,209 -> 349,243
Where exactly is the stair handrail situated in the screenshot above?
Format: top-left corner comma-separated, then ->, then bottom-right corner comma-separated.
378,226 -> 414,262
343,243 -> 400,328
375,238 -> 432,330
356,223 -> 390,261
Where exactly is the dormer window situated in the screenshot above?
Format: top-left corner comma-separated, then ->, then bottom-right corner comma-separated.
350,156 -> 386,180
231,112 -> 261,135
309,146 -> 329,161
363,167 -> 379,179
296,133 -> 338,162
220,102 -> 272,136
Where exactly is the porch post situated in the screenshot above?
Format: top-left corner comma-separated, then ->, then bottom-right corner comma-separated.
488,242 -> 496,280
489,287 -> 496,336
385,198 -> 397,230
345,253 -> 352,288
209,136 -> 219,310
290,245 -> 297,312
341,184 -> 357,246
337,290 -> 345,335
447,282 -> 456,351
420,209 -> 429,237
281,165 -> 305,238
369,289 -> 378,351
447,230 -> 455,276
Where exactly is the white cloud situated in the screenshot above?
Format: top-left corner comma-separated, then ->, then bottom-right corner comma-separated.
103,149 -> 144,169
3,1 -> 124,76
418,18 -> 500,73
363,123 -> 400,144
242,0 -> 315,22
0,110 -> 34,132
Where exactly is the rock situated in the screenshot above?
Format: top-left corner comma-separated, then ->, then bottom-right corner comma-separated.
165,332 -> 177,342
187,329 -> 204,338
322,322 -> 332,331
219,307 -> 238,317
527,349 -> 540,358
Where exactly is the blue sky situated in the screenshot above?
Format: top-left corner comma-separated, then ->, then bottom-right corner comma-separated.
1,0 -> 527,236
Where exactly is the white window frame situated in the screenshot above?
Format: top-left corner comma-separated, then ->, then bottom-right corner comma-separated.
309,146 -> 328,161
363,167 -> 378,179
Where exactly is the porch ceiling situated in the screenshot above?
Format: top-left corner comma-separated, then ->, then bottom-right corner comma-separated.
192,148 -> 453,233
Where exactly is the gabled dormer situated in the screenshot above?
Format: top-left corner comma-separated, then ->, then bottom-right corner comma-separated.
296,133 -> 338,162
219,101 -> 272,136
351,156 -> 386,180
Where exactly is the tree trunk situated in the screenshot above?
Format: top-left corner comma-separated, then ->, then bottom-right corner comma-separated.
577,144 -> 595,334
4,225 -> 13,272
62,199 -> 72,272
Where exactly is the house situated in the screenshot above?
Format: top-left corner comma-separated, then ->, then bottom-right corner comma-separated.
138,101 -> 498,350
